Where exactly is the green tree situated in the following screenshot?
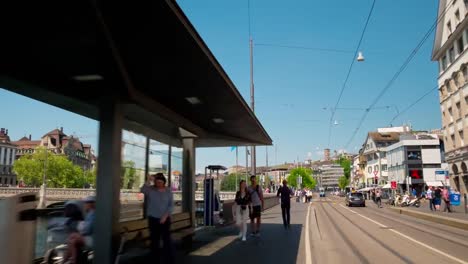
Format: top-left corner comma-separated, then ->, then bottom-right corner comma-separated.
287,167 -> 316,189
220,173 -> 242,192
338,176 -> 350,191
336,156 -> 352,179
122,160 -> 137,189
13,147 -> 86,188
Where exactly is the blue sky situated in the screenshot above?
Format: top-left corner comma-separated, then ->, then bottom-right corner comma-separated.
1,0 -> 441,171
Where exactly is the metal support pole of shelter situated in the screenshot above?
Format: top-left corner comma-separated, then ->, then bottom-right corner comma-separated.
182,138 -> 196,226
94,99 -> 123,263
143,137 -> 150,218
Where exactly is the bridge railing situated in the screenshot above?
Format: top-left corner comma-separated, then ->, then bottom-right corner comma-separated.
0,187 -> 238,201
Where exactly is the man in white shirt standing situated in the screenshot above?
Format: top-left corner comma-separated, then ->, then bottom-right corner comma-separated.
248,175 -> 264,237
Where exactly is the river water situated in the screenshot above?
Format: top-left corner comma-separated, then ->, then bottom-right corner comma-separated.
35,216 -> 49,258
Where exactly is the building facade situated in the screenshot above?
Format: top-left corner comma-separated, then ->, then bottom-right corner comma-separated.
318,164 -> 343,190
361,129 -> 404,186
386,134 -> 446,194
12,128 -> 94,171
432,0 -> 468,193
0,128 -> 18,186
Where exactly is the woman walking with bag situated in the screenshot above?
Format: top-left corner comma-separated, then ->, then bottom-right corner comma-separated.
234,180 -> 250,241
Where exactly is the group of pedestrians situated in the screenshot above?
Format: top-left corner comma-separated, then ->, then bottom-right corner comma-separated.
294,188 -> 313,203
426,186 -> 451,212
233,175 -> 265,241
234,177 -> 295,241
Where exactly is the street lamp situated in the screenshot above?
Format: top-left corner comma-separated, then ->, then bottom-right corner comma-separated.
357,51 -> 365,62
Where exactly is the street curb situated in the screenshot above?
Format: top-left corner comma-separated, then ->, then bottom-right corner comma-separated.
388,207 -> 468,231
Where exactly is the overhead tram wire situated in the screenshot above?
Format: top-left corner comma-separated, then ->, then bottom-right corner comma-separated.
343,0 -> 456,149
388,86 -> 439,126
254,43 -> 354,54
327,0 -> 377,148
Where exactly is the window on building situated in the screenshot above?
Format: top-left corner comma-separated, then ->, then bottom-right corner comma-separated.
457,102 -> 461,117
464,67 -> 468,82
456,9 -> 461,24
448,21 -> 453,34
449,107 -> 453,117
423,164 -> 441,168
465,96 -> 468,105
368,167 -> 372,173
451,134 -> 456,145
422,145 -> 439,149
465,0 -> 468,10
458,37 -> 465,55
460,130 -> 464,143
407,150 -> 422,161
374,165 -> 379,172
455,73 -> 461,87
449,47 -> 456,63
382,165 -> 388,171
409,169 -> 423,179
442,56 -> 448,70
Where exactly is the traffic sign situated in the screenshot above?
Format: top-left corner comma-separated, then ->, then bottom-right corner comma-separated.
391,181 -> 397,190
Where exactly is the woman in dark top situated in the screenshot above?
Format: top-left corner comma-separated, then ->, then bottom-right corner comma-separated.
234,180 -> 250,241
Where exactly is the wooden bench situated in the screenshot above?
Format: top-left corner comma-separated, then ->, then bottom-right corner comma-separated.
115,212 -> 194,263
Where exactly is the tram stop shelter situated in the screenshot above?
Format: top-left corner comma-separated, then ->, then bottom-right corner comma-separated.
0,1 -> 272,262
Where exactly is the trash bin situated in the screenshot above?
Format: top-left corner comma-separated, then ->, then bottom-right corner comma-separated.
0,192 -> 38,264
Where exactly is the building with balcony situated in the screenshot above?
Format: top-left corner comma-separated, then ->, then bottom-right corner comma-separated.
361,127 -> 408,186
0,128 -> 17,186
432,0 -> 468,193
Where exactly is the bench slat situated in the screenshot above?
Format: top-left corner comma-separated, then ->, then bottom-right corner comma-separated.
171,212 -> 190,222
170,219 -> 191,231
119,219 -> 147,233
124,229 -> 151,241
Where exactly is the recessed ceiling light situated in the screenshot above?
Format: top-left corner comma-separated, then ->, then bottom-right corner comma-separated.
72,75 -> 104,81
212,118 -> 224,124
185,97 -> 202,105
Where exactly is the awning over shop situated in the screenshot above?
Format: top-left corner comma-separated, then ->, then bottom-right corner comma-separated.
358,187 -> 373,192
381,183 -> 391,189
425,181 -> 445,187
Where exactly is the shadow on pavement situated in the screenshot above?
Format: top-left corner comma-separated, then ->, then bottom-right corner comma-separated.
179,223 -> 303,264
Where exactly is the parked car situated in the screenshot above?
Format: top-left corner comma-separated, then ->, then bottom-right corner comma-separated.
345,192 -> 365,207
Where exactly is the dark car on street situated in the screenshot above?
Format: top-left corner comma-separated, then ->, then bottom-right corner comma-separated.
345,192 -> 365,207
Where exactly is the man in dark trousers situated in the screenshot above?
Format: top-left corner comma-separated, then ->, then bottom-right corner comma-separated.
277,180 -> 293,229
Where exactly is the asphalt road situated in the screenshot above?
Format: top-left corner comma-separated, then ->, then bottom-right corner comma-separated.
306,196 -> 468,264
183,195 -> 468,264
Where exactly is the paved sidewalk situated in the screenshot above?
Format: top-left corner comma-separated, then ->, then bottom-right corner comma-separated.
379,198 -> 468,221
179,202 -> 308,264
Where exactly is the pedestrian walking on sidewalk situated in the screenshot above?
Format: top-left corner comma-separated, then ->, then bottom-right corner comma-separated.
434,187 -> 442,211
375,189 -> 382,208
277,180 -> 293,229
442,186 -> 452,213
234,180 -> 251,241
426,186 -> 434,211
248,175 -> 264,237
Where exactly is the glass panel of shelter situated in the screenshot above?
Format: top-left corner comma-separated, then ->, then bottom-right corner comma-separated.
120,129 -> 184,219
